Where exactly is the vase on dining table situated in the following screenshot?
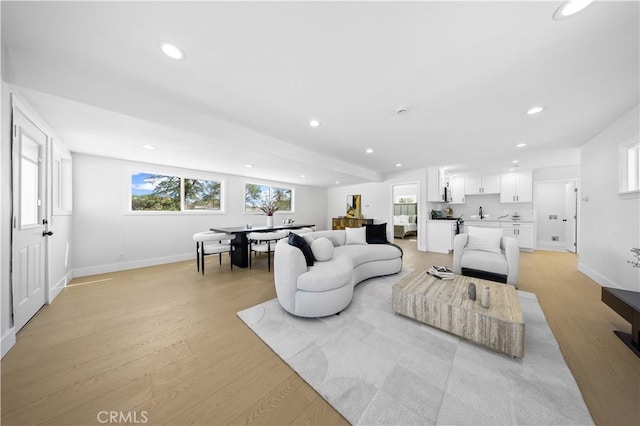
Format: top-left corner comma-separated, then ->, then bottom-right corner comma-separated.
267,215 -> 274,227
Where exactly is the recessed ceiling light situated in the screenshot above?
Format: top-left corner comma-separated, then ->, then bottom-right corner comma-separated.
516,143 -> 527,148
553,0 -> 594,20
142,144 -> 156,150
335,181 -> 340,184
309,120 -> 321,127
512,160 -> 519,164
366,148 -> 374,154
245,164 -> 253,168
300,175 -> 306,178
160,42 -> 186,60
526,106 -> 544,115
395,163 -> 402,167
509,168 -> 515,172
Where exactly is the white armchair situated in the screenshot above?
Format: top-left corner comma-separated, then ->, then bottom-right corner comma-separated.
453,233 -> 520,286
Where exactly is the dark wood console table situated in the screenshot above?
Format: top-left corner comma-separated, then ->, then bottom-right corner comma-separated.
601,287 -> 640,357
331,217 -> 373,230
210,224 -> 315,268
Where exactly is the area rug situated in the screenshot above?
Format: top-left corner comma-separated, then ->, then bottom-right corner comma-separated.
237,270 -> 593,425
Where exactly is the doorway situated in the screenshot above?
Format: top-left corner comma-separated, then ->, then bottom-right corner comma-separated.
11,104 -> 50,332
534,180 -> 579,253
391,182 -> 419,248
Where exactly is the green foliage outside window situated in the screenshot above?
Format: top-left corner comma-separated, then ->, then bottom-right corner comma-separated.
245,183 -> 293,213
131,172 -> 222,212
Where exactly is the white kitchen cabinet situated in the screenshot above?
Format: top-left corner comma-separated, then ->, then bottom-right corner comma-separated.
450,177 -> 465,204
502,222 -> 534,251
426,221 -> 457,253
481,175 -> 501,194
427,167 -> 450,202
500,172 -> 533,203
464,174 -> 501,195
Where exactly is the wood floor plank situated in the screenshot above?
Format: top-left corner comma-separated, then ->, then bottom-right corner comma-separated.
1,240 -> 638,425
3,341 -> 191,421
41,375 -> 153,426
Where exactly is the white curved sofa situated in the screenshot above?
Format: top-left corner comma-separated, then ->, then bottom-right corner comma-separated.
274,230 -> 403,318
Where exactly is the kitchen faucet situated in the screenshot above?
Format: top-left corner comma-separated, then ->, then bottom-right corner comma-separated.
479,206 -> 484,219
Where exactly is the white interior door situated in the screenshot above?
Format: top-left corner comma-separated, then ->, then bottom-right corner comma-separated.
12,108 -> 48,332
564,181 -> 578,253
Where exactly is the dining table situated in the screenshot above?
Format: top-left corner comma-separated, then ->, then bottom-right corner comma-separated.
210,224 -> 315,268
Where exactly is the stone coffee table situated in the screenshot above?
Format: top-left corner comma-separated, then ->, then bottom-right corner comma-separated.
392,269 -> 525,357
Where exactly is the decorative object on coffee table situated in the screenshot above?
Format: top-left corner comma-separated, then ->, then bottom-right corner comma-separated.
481,286 -> 490,308
393,269 -> 525,357
468,282 -> 476,300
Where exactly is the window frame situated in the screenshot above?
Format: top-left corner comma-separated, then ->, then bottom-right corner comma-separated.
127,168 -> 226,215
618,136 -> 640,199
243,181 -> 295,214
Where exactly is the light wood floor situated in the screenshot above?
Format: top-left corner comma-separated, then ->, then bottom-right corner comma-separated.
1,241 -> 638,425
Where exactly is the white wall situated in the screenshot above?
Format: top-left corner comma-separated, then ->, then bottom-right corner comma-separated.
579,105 -> 640,291
327,168 -> 427,250
534,166 -> 580,182
48,139 -> 74,301
393,183 -> 417,203
72,154 -> 327,276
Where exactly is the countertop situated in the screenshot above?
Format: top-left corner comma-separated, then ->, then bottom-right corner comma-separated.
428,217 -> 534,223
463,218 -> 535,223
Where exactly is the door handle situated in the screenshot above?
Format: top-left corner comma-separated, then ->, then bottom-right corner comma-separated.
43,231 -> 54,237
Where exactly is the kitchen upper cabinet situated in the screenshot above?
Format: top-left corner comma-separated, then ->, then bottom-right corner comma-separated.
464,174 -> 500,195
427,167 -> 450,202
450,177 -> 465,204
500,172 -> 532,203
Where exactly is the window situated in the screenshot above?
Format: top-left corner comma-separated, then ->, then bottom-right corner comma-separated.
619,138 -> 640,197
627,143 -> 639,191
396,196 -> 416,203
184,178 -> 221,210
131,172 -> 223,212
245,183 -> 293,213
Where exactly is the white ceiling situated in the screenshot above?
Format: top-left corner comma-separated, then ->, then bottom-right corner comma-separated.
2,1 -> 638,186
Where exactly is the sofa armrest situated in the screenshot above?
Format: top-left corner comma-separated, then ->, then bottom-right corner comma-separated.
274,239 -> 310,313
453,233 -> 469,274
501,236 -> 520,286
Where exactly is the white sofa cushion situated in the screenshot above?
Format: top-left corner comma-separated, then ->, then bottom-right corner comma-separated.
461,250 -> 508,275
334,244 -> 402,267
311,237 -> 334,261
345,227 -> 367,245
465,226 -> 502,254
304,230 -> 346,247
297,258 -> 353,292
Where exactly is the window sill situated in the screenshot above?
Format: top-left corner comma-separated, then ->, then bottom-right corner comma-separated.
618,190 -> 640,199
125,210 -> 227,216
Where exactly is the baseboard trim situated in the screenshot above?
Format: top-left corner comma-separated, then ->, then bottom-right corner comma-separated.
48,270 -> 74,303
577,262 -> 623,289
74,253 -> 193,278
1,327 -> 16,358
